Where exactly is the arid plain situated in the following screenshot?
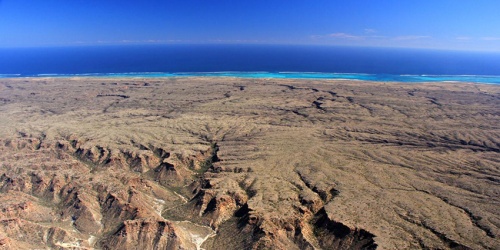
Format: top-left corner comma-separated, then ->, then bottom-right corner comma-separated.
0,77 -> 498,249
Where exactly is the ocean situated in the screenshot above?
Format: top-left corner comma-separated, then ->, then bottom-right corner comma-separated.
1,44 -> 500,84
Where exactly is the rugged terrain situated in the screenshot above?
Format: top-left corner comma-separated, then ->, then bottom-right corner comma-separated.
0,77 -> 498,249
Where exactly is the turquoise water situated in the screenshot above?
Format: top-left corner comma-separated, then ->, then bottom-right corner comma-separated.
1,45 -> 500,84
3,72 -> 499,84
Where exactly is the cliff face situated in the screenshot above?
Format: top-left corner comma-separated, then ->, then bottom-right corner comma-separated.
0,134 -> 213,249
0,78 -> 499,249
101,218 -> 191,250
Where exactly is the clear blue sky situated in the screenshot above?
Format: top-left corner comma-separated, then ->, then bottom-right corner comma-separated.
1,0 -> 499,51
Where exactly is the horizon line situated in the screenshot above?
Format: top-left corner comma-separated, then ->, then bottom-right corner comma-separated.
1,42 -> 500,53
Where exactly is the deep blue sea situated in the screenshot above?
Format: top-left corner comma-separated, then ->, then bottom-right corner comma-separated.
1,44 -> 500,84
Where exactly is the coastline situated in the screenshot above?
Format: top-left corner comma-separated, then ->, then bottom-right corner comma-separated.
1,71 -> 500,84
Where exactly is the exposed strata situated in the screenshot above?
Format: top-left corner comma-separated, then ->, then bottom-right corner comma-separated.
0,77 -> 498,249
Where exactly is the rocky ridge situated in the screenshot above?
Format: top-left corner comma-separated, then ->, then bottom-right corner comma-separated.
0,77 -> 498,249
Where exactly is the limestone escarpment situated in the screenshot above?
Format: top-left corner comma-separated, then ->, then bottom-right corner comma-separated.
0,134 -> 216,249
0,77 -> 499,249
101,218 -> 190,250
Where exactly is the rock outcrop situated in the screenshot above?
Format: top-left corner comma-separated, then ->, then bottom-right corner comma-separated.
101,218 -> 194,250
0,77 -> 498,249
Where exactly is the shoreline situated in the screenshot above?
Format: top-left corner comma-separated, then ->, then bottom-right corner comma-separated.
1,73 -> 500,85
0,75 -> 500,86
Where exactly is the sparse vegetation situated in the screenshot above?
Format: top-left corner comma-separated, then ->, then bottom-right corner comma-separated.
197,142 -> 219,174
0,77 -> 498,249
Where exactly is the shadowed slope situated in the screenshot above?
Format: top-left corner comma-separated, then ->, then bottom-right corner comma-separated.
0,77 -> 498,249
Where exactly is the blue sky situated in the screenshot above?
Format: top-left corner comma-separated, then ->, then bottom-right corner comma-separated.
0,0 -> 499,51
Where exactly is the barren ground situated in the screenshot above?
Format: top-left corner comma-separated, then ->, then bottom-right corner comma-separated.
0,77 -> 498,249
